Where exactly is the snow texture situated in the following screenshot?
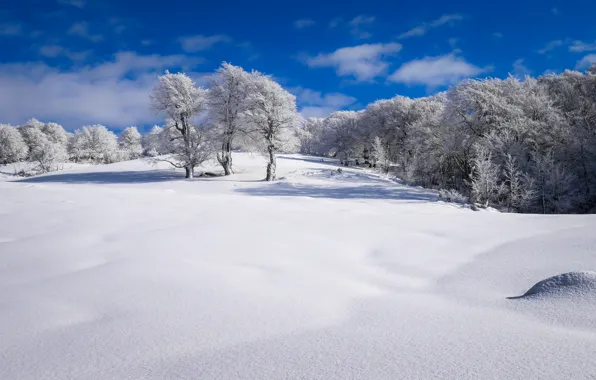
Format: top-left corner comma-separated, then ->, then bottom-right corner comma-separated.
1,154 -> 595,379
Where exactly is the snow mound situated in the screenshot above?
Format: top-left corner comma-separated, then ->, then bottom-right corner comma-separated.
509,271 -> 596,299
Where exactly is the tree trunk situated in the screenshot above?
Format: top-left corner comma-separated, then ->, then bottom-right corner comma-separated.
217,145 -> 233,176
266,145 -> 276,181
185,166 -> 194,179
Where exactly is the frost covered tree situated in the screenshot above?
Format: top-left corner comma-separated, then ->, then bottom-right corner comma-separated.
150,71 -> 210,178
242,71 -> 298,181
0,124 -> 28,164
470,146 -> 503,208
502,154 -> 535,212
118,126 -> 143,159
371,136 -> 390,174
20,127 -> 67,173
41,122 -> 69,148
207,63 -> 251,175
69,125 -> 119,164
141,126 -> 166,156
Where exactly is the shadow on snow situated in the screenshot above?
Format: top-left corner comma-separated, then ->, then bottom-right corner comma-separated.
18,170 -> 186,184
235,182 -> 438,202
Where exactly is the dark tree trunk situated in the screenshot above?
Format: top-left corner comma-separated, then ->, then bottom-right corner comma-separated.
185,166 -> 194,179
266,144 -> 276,181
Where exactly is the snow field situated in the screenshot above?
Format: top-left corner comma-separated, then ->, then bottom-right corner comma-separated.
1,153 -> 595,379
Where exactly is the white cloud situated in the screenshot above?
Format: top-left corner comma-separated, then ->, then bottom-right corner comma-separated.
569,40 -> 596,53
0,52 -> 202,129
292,87 -> 357,118
0,22 -> 23,36
68,22 -> 104,42
537,39 -> 563,54
39,45 -> 91,61
389,54 -> 486,87
349,15 -> 375,27
576,54 -> 596,70
349,15 -> 375,39
57,0 -> 86,8
399,13 -> 463,39
429,14 -> 464,27
303,43 -> 402,82
512,58 -> 531,77
178,34 -> 231,52
294,19 -> 315,29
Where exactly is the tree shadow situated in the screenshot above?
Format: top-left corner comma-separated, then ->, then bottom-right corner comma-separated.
236,182 -> 438,202
277,155 -> 340,166
18,170 -> 187,184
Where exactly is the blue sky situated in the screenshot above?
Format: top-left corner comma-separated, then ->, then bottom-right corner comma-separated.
0,0 -> 595,131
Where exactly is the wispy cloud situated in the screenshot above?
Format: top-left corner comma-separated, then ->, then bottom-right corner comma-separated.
291,87 -> 357,118
0,22 -> 23,36
512,58 -> 531,77
294,19 -> 315,29
576,54 -> 596,70
178,34 -> 231,52
537,39 -> 564,54
68,22 -> 104,42
551,7 -> 559,15
399,13 -> 463,39
0,52 -> 202,128
302,42 -> 402,82
492,32 -> 503,38
57,0 -> 86,8
349,15 -> 375,39
389,54 -> 487,87
569,40 -> 596,53
39,45 -> 91,61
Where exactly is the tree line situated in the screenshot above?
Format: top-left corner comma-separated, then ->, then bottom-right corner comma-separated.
298,65 -> 596,214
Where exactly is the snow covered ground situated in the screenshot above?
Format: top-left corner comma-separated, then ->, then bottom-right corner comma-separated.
1,153 -> 595,379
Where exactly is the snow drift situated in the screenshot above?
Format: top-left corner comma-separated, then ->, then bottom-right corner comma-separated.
508,271 -> 596,299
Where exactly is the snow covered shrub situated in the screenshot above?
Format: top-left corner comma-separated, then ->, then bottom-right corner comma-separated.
69,125 -> 119,164
438,189 -> 468,205
20,127 -> 67,173
118,126 -> 143,159
141,126 -> 166,156
0,124 -> 28,164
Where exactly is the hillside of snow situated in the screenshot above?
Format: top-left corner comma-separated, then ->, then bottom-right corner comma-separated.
1,154 -> 595,379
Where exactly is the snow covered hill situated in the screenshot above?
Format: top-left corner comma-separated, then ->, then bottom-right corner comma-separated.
1,154 -> 595,379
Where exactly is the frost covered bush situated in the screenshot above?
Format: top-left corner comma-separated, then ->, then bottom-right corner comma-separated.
18,120 -> 68,173
118,126 -> 143,159
69,125 -> 119,164
438,189 -> 468,205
